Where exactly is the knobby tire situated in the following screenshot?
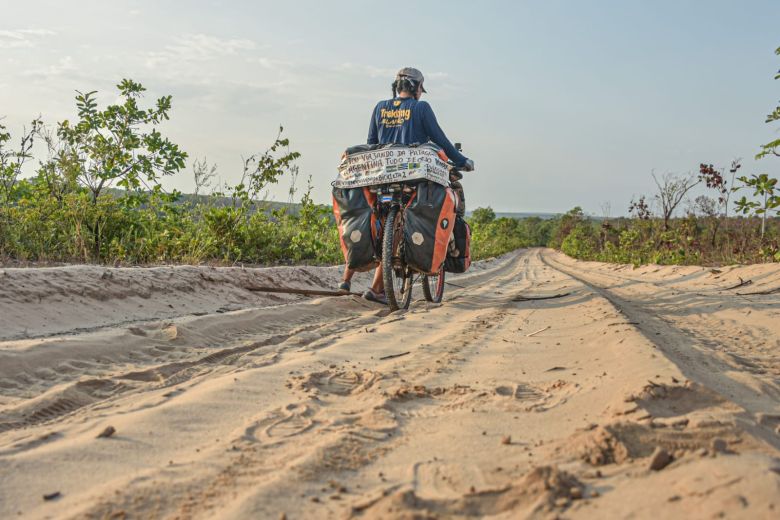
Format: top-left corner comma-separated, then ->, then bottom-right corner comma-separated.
382,206 -> 412,311
422,265 -> 445,303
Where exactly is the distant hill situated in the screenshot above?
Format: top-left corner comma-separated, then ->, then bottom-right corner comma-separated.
175,192 -> 303,214
105,188 -> 304,215
465,211 -> 559,220
108,188 -> 560,219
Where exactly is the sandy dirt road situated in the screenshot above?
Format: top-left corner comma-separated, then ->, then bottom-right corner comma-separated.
1,249 -> 779,519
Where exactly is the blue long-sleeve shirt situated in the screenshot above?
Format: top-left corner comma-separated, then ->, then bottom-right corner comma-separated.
367,97 -> 467,167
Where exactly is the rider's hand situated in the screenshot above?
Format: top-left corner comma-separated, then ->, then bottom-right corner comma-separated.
462,159 -> 474,172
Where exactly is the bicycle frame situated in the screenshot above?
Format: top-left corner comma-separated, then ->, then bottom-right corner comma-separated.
366,164 -> 463,310
369,182 -> 417,264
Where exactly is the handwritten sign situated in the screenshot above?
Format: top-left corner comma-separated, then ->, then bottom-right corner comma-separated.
333,146 -> 450,188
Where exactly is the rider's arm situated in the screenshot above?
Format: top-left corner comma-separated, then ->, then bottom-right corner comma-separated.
367,104 -> 379,145
418,101 -> 467,167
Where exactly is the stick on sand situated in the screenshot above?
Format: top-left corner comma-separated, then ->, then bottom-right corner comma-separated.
526,326 -> 551,337
246,285 -> 359,297
513,292 -> 571,301
379,351 -> 410,360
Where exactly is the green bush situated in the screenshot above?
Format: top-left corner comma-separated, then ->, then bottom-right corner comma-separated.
468,208 -> 553,260
0,80 -> 345,267
560,222 -> 598,260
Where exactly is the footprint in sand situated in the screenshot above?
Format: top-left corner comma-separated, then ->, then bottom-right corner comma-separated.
493,382 -> 577,412
412,461 -> 489,500
262,403 -> 316,439
494,383 -> 544,401
298,369 -> 379,396
0,379 -> 128,433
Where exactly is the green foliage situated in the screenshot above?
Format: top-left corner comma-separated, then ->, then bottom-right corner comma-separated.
1,78 -> 530,268
560,222 -> 598,259
734,173 -> 780,238
470,206 -> 496,226
0,118 -> 41,204
548,208 -> 778,267
468,209 -> 553,260
53,79 -> 187,204
550,46 -> 780,268
756,46 -> 780,160
0,80 -> 342,267
22,80 -> 191,258
9,64 -> 780,271
548,206 -> 585,249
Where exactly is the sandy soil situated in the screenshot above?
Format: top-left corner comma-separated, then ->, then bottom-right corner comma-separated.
1,249 -> 779,519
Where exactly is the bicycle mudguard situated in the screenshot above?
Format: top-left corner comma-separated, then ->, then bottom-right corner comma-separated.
403,182 -> 457,274
332,187 -> 378,271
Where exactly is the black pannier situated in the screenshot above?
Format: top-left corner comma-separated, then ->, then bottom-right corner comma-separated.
444,215 -> 471,273
403,182 -> 457,274
332,187 -> 378,271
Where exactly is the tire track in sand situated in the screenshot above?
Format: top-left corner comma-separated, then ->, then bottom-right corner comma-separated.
5,250 -> 780,520
539,248 -> 780,451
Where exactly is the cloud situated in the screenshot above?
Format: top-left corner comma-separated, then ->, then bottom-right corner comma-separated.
21,56 -> 77,79
335,63 -> 457,93
338,62 -> 397,79
245,56 -> 293,69
0,28 -> 55,49
146,33 -> 258,67
338,63 -> 450,82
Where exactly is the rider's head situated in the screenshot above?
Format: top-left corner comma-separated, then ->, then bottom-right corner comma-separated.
392,67 -> 427,100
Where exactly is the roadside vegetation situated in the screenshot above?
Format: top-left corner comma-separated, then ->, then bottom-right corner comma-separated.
545,46 -> 780,266
2,45 -> 777,268
0,80 -> 341,266
0,79 -> 527,267
468,207 -> 554,260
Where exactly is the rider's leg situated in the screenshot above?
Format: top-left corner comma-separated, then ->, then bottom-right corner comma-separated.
344,264 -> 383,297
361,264 -> 386,304
339,265 -> 354,292
370,264 -> 384,294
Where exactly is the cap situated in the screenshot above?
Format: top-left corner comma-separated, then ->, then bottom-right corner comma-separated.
396,67 -> 427,93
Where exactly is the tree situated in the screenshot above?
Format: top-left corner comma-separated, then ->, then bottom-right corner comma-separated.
692,194 -> 720,247
192,157 -> 218,198
45,79 -> 188,259
470,207 -> 496,226
734,173 -> 779,238
651,171 -> 700,230
549,206 -> 585,248
52,79 -> 187,205
756,46 -> 780,160
698,160 -> 740,246
228,126 -> 301,208
734,46 -> 780,240
628,195 -> 652,220
0,117 -> 42,203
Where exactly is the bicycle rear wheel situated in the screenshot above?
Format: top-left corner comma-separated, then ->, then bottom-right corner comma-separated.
382,206 -> 413,311
422,264 -> 445,303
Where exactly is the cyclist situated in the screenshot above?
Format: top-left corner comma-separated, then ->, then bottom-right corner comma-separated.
339,67 -> 473,303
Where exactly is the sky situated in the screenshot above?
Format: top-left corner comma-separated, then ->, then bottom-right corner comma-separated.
1,0 -> 779,215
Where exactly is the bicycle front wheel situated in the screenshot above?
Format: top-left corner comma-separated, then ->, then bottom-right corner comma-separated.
382,206 -> 413,311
